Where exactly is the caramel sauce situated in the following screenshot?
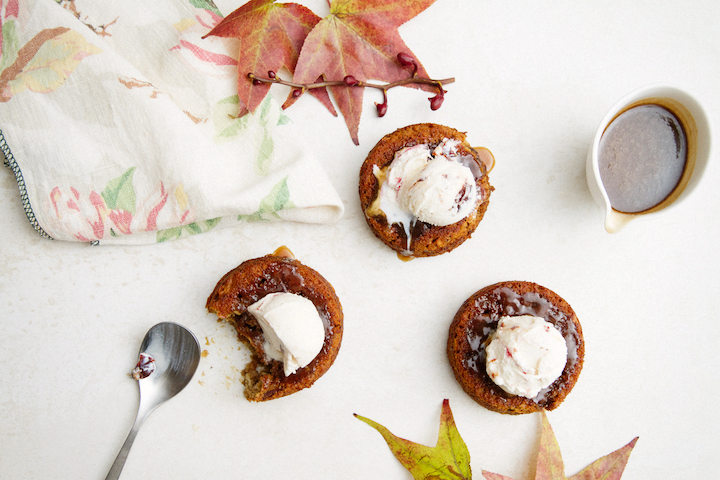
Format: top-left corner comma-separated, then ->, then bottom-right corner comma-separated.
599,104 -> 687,213
472,146 -> 495,173
366,167 -> 388,219
396,251 -> 414,262
464,287 -> 580,404
272,245 -> 295,259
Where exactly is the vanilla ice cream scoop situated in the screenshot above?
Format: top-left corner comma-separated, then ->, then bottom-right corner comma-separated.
377,139 -> 479,228
402,156 -> 478,225
247,292 -> 325,377
485,315 -> 568,398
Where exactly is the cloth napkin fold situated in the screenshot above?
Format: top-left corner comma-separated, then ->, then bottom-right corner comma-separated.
0,0 -> 344,245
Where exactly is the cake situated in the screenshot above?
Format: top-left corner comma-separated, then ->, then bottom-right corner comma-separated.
447,281 -> 584,414
359,123 -> 493,259
206,247 -> 343,401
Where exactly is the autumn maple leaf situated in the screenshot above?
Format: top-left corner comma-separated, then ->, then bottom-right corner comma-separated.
293,0 -> 439,144
202,0 -> 326,113
355,399 -> 472,480
482,411 -> 639,480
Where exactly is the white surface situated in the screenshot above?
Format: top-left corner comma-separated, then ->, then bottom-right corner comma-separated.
2,1 -> 719,479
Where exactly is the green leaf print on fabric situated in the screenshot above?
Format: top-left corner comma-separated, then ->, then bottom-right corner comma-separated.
277,110 -> 291,126
211,94 -> 292,175
101,167 -> 137,214
238,176 -> 295,222
212,94 -> 251,140
1,19 -> 19,74
156,217 -> 222,243
254,95 -> 276,176
189,0 -> 222,17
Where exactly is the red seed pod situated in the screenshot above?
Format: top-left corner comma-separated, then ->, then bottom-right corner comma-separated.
397,52 -> 417,75
375,102 -> 388,117
429,94 -> 444,111
344,75 -> 359,86
292,89 -> 302,98
268,70 -> 276,79
253,79 -> 263,85
397,52 -> 414,67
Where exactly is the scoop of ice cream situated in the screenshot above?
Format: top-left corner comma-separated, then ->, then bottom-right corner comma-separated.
401,156 -> 478,225
377,139 -> 478,227
247,292 -> 325,377
375,144 -> 429,228
485,315 -> 568,398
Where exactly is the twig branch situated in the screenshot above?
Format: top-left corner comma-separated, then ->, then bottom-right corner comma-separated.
248,72 -> 455,92
248,53 -> 454,116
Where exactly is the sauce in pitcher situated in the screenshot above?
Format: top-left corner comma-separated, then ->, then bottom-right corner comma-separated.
598,104 -> 687,213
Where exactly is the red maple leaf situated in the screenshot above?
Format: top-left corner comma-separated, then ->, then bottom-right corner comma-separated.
483,411 -> 639,480
292,0 -> 439,144
202,0 -> 329,113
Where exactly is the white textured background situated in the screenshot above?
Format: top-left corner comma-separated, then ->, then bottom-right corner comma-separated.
2,1 -> 719,479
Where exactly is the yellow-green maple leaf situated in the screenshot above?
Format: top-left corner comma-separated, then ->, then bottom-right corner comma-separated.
355,399 -> 471,480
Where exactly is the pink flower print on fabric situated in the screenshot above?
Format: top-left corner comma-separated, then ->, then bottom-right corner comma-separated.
44,167 -> 196,242
1,0 -> 19,24
49,186 -> 107,241
164,183 -> 195,225
106,209 -> 132,236
105,182 -> 194,238
145,183 -> 169,231
1,0 -> 20,45
169,6 -> 238,79
193,4 -> 223,30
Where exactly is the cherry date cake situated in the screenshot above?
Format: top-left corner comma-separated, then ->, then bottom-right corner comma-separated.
359,123 -> 493,259
206,247 -> 343,401
447,281 -> 584,415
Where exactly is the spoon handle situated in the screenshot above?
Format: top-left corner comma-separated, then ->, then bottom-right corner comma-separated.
104,412 -> 147,480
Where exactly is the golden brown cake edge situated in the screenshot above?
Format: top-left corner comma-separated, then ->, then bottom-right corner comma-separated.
206,253 -> 343,401
447,281 -> 584,415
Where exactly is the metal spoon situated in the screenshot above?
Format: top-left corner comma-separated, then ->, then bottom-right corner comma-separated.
104,322 -> 201,480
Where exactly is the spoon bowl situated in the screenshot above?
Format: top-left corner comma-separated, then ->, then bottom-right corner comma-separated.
105,322 -> 201,480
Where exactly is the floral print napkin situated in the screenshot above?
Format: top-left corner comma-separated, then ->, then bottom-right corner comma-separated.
0,0 -> 344,244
